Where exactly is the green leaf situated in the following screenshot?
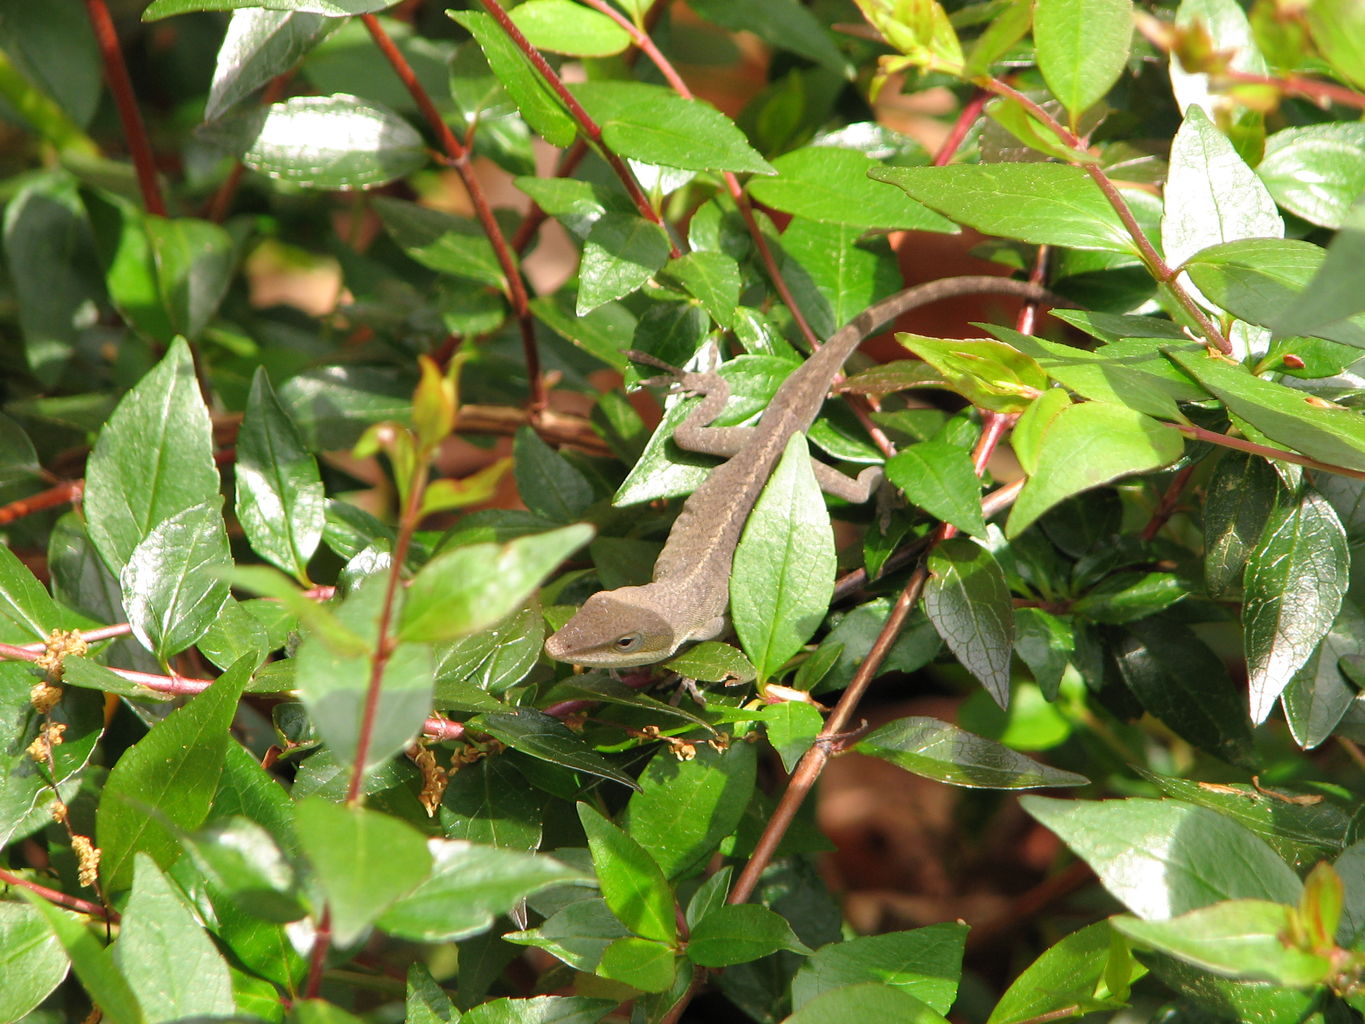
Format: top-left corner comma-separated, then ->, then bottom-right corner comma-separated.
439,755 -> 543,849
435,602 -> 542,699
514,428 -> 595,523
855,716 -> 1087,788
577,802 -> 677,945
1272,197 -> 1365,342
779,219 -> 902,336
895,332 -> 1048,414
19,893 -> 144,1024
923,538 -> 1014,707
236,369 -> 325,580
373,196 -> 505,288
1162,106 -> 1282,296
1033,0 -> 1133,121
121,500 -> 232,659
597,936 -> 677,992
205,10 -> 336,120
785,982 -> 951,1024
2,173 -> 102,384
0,540 -> 80,639
505,896 -> 629,972
0,901 -> 69,1024
662,640 -> 757,684
731,434 -> 836,681
1282,600 -> 1365,749
622,737 -> 757,879
761,700 -> 824,773
473,709 -> 640,790
296,577 -> 434,772
1114,901 -> 1332,987
507,0 -> 631,57
294,797 -> 433,946
1305,0 -> 1365,90
203,94 -> 426,190
1243,489 -> 1349,723
686,904 -> 810,967
406,963 -> 457,1024
1111,617 -> 1254,766
145,0 -> 394,16
378,841 -> 587,942
886,442 -> 987,537
989,920 -> 1144,1024
96,659 -> 251,893
84,337 -> 220,574
1021,796 -> 1304,918
792,923 -> 967,1014
85,192 -> 173,342
577,213 -> 671,314
183,817 -> 306,923
400,524 -> 593,642
571,81 -> 775,176
665,250 -> 741,329
1006,401 -> 1184,536
869,164 -> 1136,254
1169,0 -> 1266,116
114,854 -> 236,1021
1258,123 -> 1365,229
450,10 -> 576,148
687,0 -> 849,73
143,216 -> 236,341
461,995 -> 617,1024
1203,452 -> 1283,599
747,147 -> 954,231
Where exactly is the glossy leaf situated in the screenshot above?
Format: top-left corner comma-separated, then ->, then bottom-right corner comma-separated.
731,434 -> 836,681
886,441 -> 987,537
792,923 -> 967,1013
294,797 -> 433,946
114,855 -> 235,1021
1306,0 -> 1365,90
20,894 -> 143,1024
1021,796 -> 1303,918
96,660 -> 251,893
145,0 -> 395,16
206,9 -> 335,120
1007,401 -> 1184,536
143,216 -> 235,341
780,218 -> 902,336
855,716 -> 1087,789
686,904 -> 810,966
894,332 -> 1047,414
748,146 -> 953,231
84,337 -> 220,574
577,802 -> 677,944
923,538 -> 1014,707
1257,123 -> 1365,230
623,737 -> 757,879
1203,452 -> 1283,599
440,756 -> 543,849
473,709 -> 640,790
461,995 -> 617,1024
870,164 -> 1137,254
988,920 -> 1144,1024
373,196 -> 505,287
0,901 -> 69,1024
1243,490 -> 1349,723
1114,901 -> 1332,987
785,982 -> 951,1024
1034,0 -> 1133,120
577,213 -> 671,314
183,816 -> 305,923
597,936 -> 677,992
1282,600 -> 1365,749
507,0 -> 631,57
762,700 -> 824,773
1272,197 -> 1365,342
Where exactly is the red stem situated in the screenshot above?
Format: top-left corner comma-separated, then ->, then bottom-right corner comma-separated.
0,868 -> 117,922
1217,68 -> 1365,111
0,480 -> 84,526
83,0 -> 165,216
933,88 -> 989,166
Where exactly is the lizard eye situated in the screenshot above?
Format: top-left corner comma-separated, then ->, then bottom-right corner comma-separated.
614,634 -> 642,652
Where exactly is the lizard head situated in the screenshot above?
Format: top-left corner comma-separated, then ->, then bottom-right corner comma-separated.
544,587 -> 679,667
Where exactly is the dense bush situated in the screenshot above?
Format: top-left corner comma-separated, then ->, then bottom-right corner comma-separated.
1,0 -> 1364,1022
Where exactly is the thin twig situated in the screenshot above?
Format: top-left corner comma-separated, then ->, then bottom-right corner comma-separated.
0,868 -> 118,922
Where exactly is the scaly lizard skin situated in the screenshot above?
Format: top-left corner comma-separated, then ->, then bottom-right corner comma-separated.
544,276 -> 1064,667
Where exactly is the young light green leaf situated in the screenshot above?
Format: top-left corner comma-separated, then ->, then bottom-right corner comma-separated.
577,802 -> 677,945
597,936 -> 677,992
294,797 -> 433,946
988,921 -> 1145,1024
1306,0 -> 1365,90
923,538 -> 1014,707
1114,901 -> 1332,987
378,841 -> 587,942
114,854 -> 235,1021
869,164 -> 1136,254
236,369 -> 325,580
792,923 -> 967,1014
886,441 -> 987,537
762,700 -> 824,773
623,738 -> 757,880
1243,490 -> 1349,723
1021,796 -> 1303,918
855,716 -> 1087,788
572,81 -> 775,176
472,709 -> 640,790
894,332 -> 1047,415
1034,0 -> 1133,121
296,576 -> 433,772
84,337 -> 219,574
748,146 -> 954,231
0,902 -> 69,1024
1163,107 -> 1282,302
399,523 -> 593,642
121,500 -> 232,659
507,0 -> 631,57
1168,0 -> 1266,115
731,434 -> 836,681
96,659 -> 251,893
1007,401 -> 1184,536
686,904 -> 810,967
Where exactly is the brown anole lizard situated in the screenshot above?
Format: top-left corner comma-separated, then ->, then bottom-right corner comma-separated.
544,276 -> 1063,667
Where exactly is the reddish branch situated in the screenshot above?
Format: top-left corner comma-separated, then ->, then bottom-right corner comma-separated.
83,0 -> 165,216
